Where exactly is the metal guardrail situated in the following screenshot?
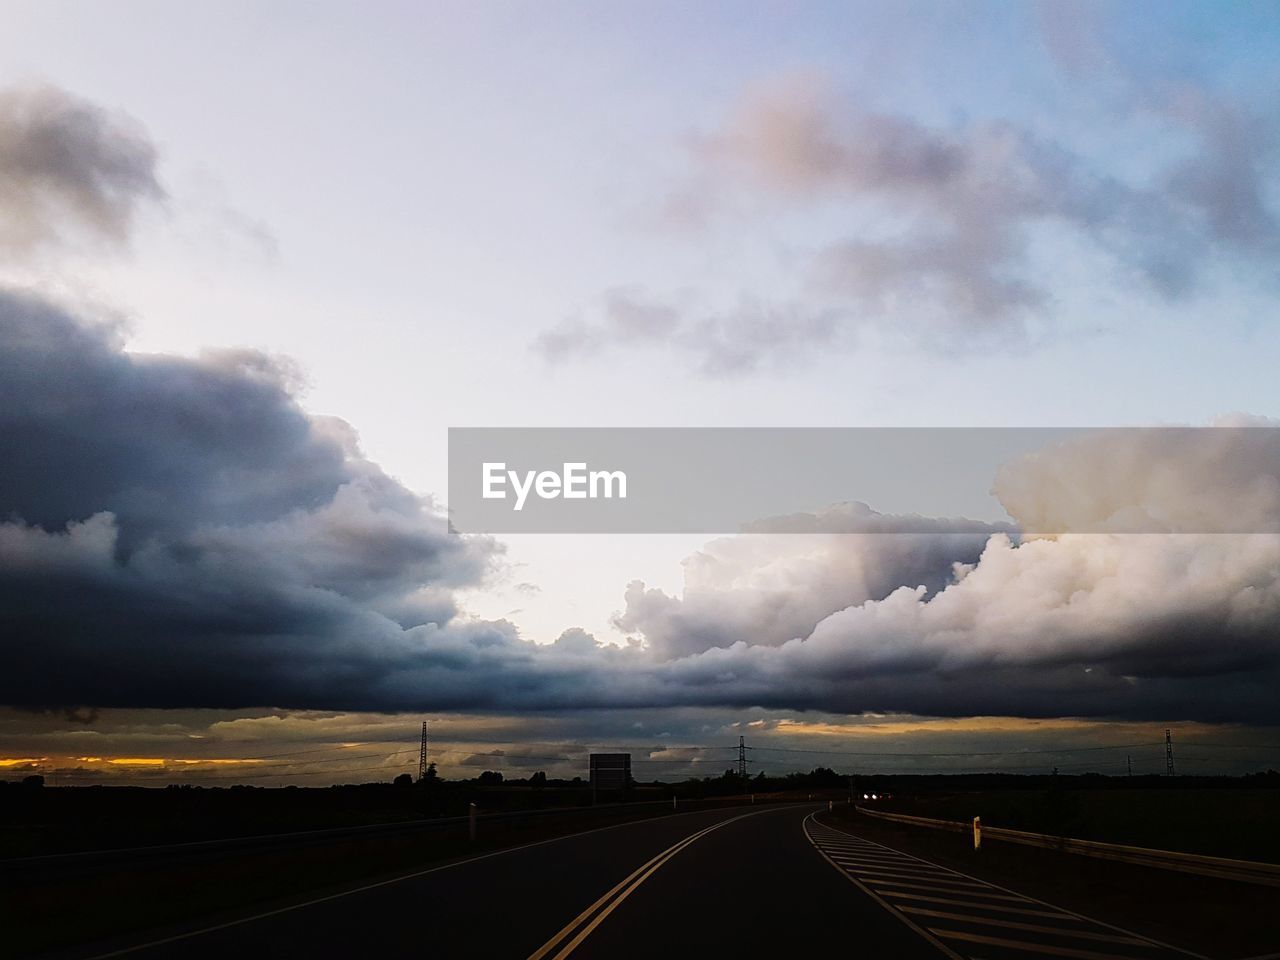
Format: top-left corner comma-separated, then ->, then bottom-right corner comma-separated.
854,804 -> 1280,887
0,794 -> 781,874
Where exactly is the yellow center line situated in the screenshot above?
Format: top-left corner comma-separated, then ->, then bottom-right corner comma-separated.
527,806 -> 786,960
526,830 -> 705,960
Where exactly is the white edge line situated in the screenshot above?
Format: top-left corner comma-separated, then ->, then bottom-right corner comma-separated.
804,813 -> 965,960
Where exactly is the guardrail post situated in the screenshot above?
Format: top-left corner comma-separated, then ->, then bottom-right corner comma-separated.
973,816 -> 981,851
469,802 -> 477,841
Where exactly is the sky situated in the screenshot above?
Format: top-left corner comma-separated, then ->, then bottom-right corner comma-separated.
1,1 -> 1280,784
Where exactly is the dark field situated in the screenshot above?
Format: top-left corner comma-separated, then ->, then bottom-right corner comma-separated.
0,765 -> 851,859
1,791 -> 803,957
874,783 -> 1280,861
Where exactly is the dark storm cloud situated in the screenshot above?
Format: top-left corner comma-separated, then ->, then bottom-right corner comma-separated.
0,291 -> 503,710
0,85 -> 163,254
0,292 -> 352,548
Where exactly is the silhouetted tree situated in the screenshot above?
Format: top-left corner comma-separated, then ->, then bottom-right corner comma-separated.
393,773 -> 413,788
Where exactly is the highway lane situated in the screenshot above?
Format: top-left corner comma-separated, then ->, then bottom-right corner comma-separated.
550,802 -> 938,959
59,803 -> 822,960
52,802 -> 1210,960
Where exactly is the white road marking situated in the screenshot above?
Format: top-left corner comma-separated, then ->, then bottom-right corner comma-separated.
805,815 -> 1209,960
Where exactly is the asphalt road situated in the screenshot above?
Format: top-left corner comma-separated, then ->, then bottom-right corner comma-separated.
56,803 -> 1205,960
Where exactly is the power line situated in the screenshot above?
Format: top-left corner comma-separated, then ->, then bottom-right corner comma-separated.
1173,742 -> 1280,750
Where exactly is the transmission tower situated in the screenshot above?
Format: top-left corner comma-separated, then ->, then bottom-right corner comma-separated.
1165,728 -> 1175,776
736,736 -> 752,782
418,720 -> 429,782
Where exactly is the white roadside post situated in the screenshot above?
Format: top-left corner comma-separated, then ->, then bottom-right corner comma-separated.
469,802 -> 478,841
828,800 -> 833,812
973,816 -> 982,851
672,796 -> 677,810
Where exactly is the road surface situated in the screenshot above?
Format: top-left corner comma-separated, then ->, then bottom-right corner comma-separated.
57,803 -> 1205,960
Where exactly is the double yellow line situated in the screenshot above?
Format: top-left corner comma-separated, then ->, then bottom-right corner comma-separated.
527,807 -> 777,960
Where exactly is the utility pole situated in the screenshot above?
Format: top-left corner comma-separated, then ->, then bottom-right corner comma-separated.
1127,754 -> 1132,777
1165,728 -> 1175,777
418,720 -> 429,782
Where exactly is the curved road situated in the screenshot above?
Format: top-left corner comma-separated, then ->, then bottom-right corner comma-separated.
65,803 -> 1198,960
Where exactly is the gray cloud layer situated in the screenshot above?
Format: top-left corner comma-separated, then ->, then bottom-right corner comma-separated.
0,291 -> 510,710
0,85 -> 163,255
4,301 -> 1279,726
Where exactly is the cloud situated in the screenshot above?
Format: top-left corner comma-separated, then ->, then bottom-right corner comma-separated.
1161,87 -> 1278,251
0,289 -> 507,711
534,288 -> 682,362
4,291 -> 1280,724
607,428 -> 1280,724
537,70 -> 1279,371
613,503 -> 1001,659
552,627 -> 603,655
992,418 -> 1280,534
536,288 -> 842,376
0,85 -> 164,255
685,74 -> 1276,330
636,527 -> 1280,724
